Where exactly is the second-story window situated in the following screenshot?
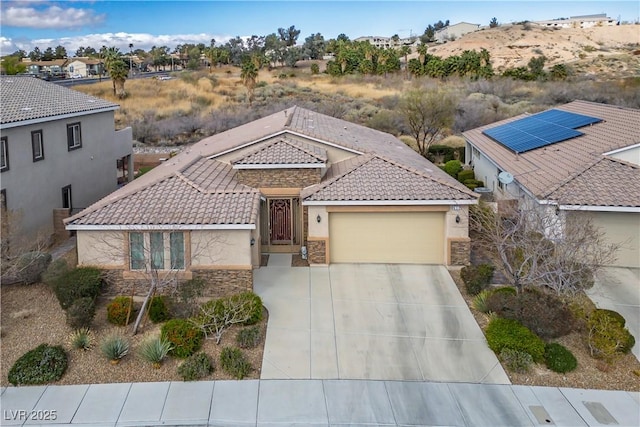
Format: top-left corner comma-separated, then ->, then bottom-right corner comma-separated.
67,123 -> 82,151
0,137 -> 8,172
31,130 -> 44,162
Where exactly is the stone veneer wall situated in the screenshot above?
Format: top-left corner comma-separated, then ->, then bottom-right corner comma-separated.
307,240 -> 326,264
101,269 -> 253,299
450,239 -> 471,266
236,168 -> 321,188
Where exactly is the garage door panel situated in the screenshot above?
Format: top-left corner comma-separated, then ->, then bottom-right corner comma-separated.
592,212 -> 640,268
329,212 -> 444,264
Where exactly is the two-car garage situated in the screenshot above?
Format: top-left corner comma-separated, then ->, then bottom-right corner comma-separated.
328,211 -> 445,264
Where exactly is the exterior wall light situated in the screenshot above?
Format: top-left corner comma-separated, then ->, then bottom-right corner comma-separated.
316,215 -> 322,223
455,215 -> 461,224
250,237 -> 255,246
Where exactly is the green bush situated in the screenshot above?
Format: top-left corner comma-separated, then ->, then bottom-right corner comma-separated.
499,348 -> 533,373
69,328 -> 93,351
161,319 -> 204,358
177,352 -> 215,381
107,296 -> 135,326
66,297 -> 96,329
100,334 -> 130,362
443,160 -> 463,178
8,344 -> 68,386
236,326 -> 262,349
588,309 -> 635,360
485,317 -> 545,362
464,179 -> 486,190
457,169 -> 475,183
597,309 -> 626,327
428,145 -> 455,163
137,336 -> 172,366
42,258 -> 69,286
472,290 -> 492,313
544,343 -> 577,373
310,63 -> 320,75
220,347 -> 252,379
16,251 -> 52,284
486,288 -> 574,339
52,267 -> 102,310
148,296 -> 171,323
232,292 -> 263,325
460,264 -> 495,295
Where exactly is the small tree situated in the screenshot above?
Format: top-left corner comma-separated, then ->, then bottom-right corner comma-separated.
471,202 -> 619,295
240,59 -> 258,105
399,89 -> 456,157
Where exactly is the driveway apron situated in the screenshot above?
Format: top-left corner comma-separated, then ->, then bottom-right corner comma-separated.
254,257 -> 509,383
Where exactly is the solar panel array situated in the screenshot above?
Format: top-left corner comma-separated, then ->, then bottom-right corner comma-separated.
482,109 -> 602,154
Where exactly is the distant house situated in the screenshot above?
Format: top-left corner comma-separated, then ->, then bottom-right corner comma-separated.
434,22 -> 481,43
66,57 -> 103,77
534,14 -> 617,29
23,59 -> 68,77
0,76 -> 133,243
354,36 -> 418,49
463,100 -> 640,268
65,106 -> 478,296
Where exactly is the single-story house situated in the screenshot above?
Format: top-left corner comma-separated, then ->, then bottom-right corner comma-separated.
434,22 -> 481,43
463,100 -> 640,268
65,106 -> 478,296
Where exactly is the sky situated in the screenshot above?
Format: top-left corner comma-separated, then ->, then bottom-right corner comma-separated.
0,0 -> 638,55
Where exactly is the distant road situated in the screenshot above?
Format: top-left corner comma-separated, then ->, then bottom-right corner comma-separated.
54,71 -> 171,87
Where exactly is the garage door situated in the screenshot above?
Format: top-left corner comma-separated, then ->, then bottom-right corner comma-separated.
592,212 -> 640,268
329,212 -> 445,264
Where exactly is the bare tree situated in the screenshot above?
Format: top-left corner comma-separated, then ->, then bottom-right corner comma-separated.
191,296 -> 255,344
1,210 -> 52,284
470,201 -> 620,295
399,88 -> 456,157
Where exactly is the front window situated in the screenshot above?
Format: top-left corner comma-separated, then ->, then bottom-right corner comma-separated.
67,123 -> 82,151
31,130 -> 44,162
129,231 -> 186,271
1,137 -> 8,172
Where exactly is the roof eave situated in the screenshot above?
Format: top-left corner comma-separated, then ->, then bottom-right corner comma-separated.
1,106 -> 119,129
302,199 -> 478,206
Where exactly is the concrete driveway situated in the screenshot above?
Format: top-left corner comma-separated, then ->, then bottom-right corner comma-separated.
254,255 -> 509,383
587,267 -> 640,361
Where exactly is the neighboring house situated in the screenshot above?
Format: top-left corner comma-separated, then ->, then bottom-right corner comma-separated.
65,107 -> 478,295
0,76 -> 134,243
534,14 -> 617,29
464,100 -> 640,268
354,36 -> 418,49
66,57 -> 103,77
434,22 -> 481,43
24,59 -> 68,77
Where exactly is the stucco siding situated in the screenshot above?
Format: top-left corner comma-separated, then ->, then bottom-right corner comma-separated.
77,230 -> 125,267
191,229 -> 252,267
591,212 -> 640,268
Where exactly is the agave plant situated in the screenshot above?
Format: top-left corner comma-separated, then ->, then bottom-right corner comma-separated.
137,336 -> 173,368
100,334 -> 130,364
69,328 -> 93,351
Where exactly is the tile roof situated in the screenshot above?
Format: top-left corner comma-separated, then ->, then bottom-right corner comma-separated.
67,158 -> 260,227
232,137 -> 327,166
463,100 -> 640,206
0,76 -> 118,126
545,157 -> 640,207
302,155 -> 478,202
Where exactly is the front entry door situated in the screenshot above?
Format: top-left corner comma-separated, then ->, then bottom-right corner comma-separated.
269,199 -> 292,244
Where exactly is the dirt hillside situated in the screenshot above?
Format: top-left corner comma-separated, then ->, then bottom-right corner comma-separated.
425,24 -> 640,76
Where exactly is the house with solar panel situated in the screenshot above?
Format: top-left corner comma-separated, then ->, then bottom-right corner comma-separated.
0,76 -> 133,244
463,100 -> 640,267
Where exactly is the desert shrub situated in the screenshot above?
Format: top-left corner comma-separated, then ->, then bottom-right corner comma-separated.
69,328 -> 93,351
233,292 -> 263,325
544,343 -> 577,373
172,277 -> 206,318
177,352 -> 215,381
457,169 -> 475,183
485,317 -> 545,362
100,334 -> 130,362
486,288 -> 574,339
193,292 -> 263,344
42,258 -> 69,286
472,289 -> 493,313
443,160 -> 463,178
148,296 -> 171,323
236,326 -> 262,349
310,63 -> 320,74
428,145 -> 455,163
596,309 -> 626,327
220,347 -> 252,379
66,297 -> 96,329
138,336 -> 172,367
588,309 -> 635,360
8,344 -> 68,385
52,267 -> 102,309
161,319 -> 204,358
460,264 -> 495,295
499,348 -> 533,373
464,179 -> 485,190
107,296 -> 135,326
16,251 -> 52,284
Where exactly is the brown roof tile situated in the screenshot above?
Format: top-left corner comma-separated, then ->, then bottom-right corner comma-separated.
231,137 -> 327,165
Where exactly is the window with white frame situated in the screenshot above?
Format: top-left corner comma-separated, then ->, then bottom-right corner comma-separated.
1,137 -> 8,172
129,231 -> 185,270
31,130 -> 44,162
66,122 -> 82,151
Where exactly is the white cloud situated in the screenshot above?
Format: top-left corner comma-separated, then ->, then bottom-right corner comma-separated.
3,32 -> 233,55
1,4 -> 106,30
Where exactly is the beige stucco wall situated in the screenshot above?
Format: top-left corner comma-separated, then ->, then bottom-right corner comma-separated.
77,230 -> 125,267
591,211 -> 640,268
191,229 -> 252,267
307,206 -> 329,237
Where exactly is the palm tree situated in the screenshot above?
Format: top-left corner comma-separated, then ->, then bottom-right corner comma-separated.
400,45 -> 412,77
108,59 -> 129,99
102,47 -> 121,96
240,60 -> 258,105
417,43 -> 428,65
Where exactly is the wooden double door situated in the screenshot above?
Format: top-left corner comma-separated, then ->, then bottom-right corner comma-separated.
261,197 -> 302,252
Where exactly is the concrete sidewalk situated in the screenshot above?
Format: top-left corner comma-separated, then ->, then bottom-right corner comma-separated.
1,380 -> 638,426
